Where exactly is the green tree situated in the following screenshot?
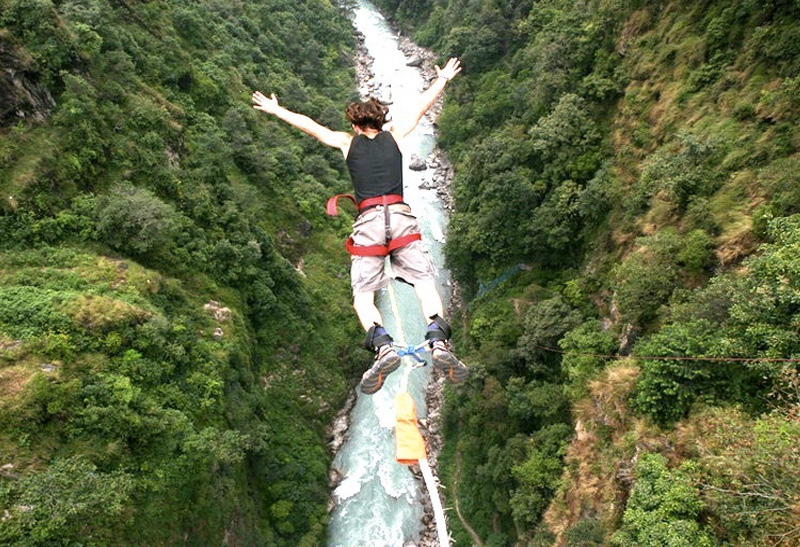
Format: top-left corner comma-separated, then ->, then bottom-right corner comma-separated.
0,456 -> 134,545
94,184 -> 181,258
528,93 -> 602,184
514,295 -> 581,379
510,423 -> 572,531
560,320 -> 617,399
611,454 -> 714,547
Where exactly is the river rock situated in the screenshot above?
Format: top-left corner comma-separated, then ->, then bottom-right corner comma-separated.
406,55 -> 424,67
409,155 -> 427,171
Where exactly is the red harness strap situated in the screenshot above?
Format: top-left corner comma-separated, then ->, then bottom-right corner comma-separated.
345,232 -> 422,256
325,193 -> 405,216
325,194 -> 422,256
326,194 -> 357,216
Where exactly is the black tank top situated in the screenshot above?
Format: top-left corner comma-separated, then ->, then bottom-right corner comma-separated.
345,131 -> 403,203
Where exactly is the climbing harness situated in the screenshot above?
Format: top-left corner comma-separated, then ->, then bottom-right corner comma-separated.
326,193 -> 422,256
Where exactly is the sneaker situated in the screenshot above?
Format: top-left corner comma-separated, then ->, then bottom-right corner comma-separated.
360,344 -> 401,394
431,341 -> 469,383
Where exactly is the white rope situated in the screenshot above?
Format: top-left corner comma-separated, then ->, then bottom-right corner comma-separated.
387,282 -> 413,392
386,281 -> 406,344
419,458 -> 451,547
388,281 -> 451,546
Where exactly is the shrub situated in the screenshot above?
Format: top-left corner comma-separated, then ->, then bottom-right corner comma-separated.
625,132 -> 721,215
0,286 -> 75,338
677,229 -> 714,273
613,247 -> 678,326
560,320 -> 617,399
0,456 -> 134,545
94,184 -> 180,258
565,519 -> 605,546
632,318 -> 752,425
611,454 -> 714,547
514,295 -> 581,379
690,408 -> 800,545
510,423 -> 572,530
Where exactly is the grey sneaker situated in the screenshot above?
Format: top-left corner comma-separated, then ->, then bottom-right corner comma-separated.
360,344 -> 401,394
431,341 -> 469,383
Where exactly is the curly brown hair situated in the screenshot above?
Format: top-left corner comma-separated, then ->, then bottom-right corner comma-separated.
345,98 -> 389,130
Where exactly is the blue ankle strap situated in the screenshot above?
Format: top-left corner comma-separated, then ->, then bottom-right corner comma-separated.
395,342 -> 430,364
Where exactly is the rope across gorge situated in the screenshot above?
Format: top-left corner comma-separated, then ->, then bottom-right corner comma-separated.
533,344 -> 800,363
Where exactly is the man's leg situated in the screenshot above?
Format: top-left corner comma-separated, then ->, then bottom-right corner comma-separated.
411,279 -> 444,320
424,313 -> 469,383
353,290 -> 384,331
387,210 -> 468,382
411,281 -> 469,383
353,290 -> 400,394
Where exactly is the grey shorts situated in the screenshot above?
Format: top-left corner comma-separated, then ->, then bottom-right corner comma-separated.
350,205 -> 436,293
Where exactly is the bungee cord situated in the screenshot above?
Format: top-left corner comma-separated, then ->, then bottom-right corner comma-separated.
387,281 -> 452,547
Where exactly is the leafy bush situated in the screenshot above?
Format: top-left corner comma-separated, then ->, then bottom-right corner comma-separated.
529,94 -> 602,183
611,454 -> 713,547
0,286 -> 75,338
560,320 -> 617,399
510,423 -> 572,530
625,132 -> 722,216
94,184 -> 181,258
0,456 -> 135,546
632,319 -> 727,425
676,229 -> 714,273
690,408 -> 800,545
514,295 -> 581,379
565,519 -> 605,546
612,245 -> 678,327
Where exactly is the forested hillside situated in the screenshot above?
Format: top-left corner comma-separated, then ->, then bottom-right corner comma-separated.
0,0 -> 363,544
375,0 -> 800,545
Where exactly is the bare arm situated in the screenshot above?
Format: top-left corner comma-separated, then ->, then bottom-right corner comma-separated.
390,58 -> 462,140
252,91 -> 352,155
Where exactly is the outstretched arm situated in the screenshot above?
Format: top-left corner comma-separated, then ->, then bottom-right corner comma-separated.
390,58 -> 462,140
252,91 -> 352,154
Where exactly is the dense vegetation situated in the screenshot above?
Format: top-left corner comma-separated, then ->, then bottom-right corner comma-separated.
4,0 -> 800,544
375,0 -> 800,545
0,0 -> 364,544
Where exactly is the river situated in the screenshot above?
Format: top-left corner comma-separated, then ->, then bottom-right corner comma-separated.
327,1 -> 452,545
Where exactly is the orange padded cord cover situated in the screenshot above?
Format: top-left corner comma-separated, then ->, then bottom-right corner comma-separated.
395,391 -> 427,464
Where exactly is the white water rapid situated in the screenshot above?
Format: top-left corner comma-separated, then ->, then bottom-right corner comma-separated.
327,1 -> 452,545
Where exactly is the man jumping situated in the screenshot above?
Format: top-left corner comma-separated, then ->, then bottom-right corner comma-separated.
252,58 -> 468,394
